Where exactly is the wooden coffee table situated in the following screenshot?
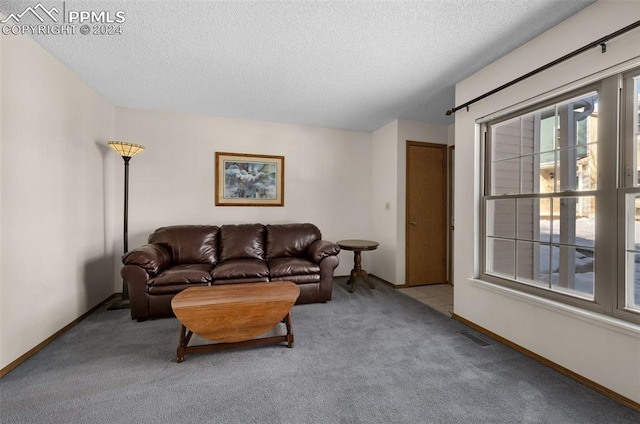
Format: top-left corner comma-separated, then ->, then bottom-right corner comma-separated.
171,281 -> 300,362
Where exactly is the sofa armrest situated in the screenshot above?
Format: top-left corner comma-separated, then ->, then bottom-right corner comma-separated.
121,265 -> 150,321
308,240 -> 340,263
122,244 -> 172,275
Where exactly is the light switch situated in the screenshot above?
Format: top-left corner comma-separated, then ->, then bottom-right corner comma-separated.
385,202 -> 391,210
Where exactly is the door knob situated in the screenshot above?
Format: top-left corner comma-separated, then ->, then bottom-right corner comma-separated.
410,221 -> 417,226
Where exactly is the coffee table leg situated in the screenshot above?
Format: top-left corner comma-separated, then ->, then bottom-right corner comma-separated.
284,313 -> 294,348
177,325 -> 194,363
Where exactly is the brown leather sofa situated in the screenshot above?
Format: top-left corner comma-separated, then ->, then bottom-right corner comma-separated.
121,223 -> 340,320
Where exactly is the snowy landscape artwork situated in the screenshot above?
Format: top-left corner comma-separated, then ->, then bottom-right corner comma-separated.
215,152 -> 284,206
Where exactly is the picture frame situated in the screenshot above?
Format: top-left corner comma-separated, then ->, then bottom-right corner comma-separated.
215,152 -> 285,206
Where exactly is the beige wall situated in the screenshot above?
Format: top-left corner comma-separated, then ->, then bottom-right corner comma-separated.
454,1 -> 640,402
370,119 -> 449,284
371,120 -> 399,282
395,119 -> 449,283
113,108 -> 373,279
0,32 -> 116,368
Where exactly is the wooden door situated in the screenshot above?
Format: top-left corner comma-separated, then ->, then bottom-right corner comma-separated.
406,141 -> 448,286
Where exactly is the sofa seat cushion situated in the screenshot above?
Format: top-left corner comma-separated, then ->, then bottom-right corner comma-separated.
147,282 -> 210,295
147,264 -> 212,287
212,259 -> 269,280
213,277 -> 269,285
268,257 -> 320,277
271,275 -> 320,284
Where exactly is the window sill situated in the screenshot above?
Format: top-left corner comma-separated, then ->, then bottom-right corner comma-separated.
468,278 -> 640,338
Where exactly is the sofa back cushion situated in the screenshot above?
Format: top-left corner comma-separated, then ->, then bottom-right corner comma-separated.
149,225 -> 219,265
266,223 -> 321,260
219,224 -> 265,261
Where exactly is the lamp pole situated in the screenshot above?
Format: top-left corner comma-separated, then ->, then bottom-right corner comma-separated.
107,141 -> 145,310
118,155 -> 132,305
123,155 -> 131,254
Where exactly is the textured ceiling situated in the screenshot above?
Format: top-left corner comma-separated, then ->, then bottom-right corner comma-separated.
0,0 -> 595,131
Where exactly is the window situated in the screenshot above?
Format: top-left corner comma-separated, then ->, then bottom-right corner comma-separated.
621,71 -> 640,316
482,70 -> 640,323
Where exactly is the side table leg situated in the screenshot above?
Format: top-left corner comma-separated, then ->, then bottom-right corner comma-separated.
348,269 -> 358,293
361,269 -> 375,289
349,251 -> 362,293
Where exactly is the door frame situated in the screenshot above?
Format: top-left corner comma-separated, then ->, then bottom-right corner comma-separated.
405,141 -> 450,286
448,145 -> 455,285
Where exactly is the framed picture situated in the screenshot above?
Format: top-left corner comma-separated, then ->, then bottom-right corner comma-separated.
215,152 -> 285,206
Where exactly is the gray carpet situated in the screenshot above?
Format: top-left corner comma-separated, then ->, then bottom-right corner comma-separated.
1,278 -> 638,424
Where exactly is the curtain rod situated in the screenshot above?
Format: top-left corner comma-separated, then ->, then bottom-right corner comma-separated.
445,19 -> 640,116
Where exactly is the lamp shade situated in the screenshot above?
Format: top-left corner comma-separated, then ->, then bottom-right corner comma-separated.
108,141 -> 145,158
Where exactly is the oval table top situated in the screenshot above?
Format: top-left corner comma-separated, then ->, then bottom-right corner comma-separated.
337,239 -> 379,251
171,281 -> 299,343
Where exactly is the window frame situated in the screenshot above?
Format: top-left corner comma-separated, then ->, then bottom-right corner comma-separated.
480,77 -> 638,322
616,68 -> 640,322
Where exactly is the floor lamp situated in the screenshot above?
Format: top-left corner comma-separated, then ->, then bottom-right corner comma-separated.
108,140 -> 145,310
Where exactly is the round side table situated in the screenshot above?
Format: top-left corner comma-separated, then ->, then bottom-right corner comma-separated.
337,240 -> 379,293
